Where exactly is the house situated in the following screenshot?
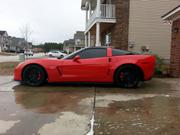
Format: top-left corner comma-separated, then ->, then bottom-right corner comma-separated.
162,5 -> 180,77
63,31 -> 85,54
81,0 -> 179,58
63,39 -> 76,54
8,37 -> 30,53
0,30 -> 31,53
32,47 -> 44,53
0,31 -> 9,52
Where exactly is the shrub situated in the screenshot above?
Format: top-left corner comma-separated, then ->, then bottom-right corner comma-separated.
154,55 -> 170,77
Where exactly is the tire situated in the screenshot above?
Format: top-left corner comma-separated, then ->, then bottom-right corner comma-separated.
60,55 -> 64,58
49,54 -> 53,57
22,65 -> 46,86
115,66 -> 141,88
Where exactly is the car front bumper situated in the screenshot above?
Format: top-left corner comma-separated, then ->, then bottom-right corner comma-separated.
14,65 -> 23,81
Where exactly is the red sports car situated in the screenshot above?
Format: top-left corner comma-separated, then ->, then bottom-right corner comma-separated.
14,47 -> 155,88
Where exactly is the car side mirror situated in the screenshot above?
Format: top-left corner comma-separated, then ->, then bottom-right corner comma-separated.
73,55 -> 80,62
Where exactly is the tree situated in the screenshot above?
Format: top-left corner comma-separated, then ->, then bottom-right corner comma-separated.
20,24 -> 33,49
43,43 -> 63,52
33,43 -> 64,53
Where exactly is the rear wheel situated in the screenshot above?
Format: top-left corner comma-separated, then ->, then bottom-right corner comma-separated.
115,66 -> 141,88
22,65 -> 46,86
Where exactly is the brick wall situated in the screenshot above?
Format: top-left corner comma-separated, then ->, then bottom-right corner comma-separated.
170,19 -> 180,77
111,0 -> 130,50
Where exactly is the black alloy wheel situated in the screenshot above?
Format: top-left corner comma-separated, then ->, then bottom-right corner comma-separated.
22,65 -> 46,86
115,66 -> 140,88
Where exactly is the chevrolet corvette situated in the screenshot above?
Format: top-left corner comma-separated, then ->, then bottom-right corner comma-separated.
14,47 -> 155,88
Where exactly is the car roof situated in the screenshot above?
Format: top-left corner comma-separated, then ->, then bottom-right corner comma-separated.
85,46 -> 110,49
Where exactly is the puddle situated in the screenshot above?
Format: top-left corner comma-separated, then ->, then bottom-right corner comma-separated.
94,96 -> 180,135
38,112 -> 89,135
0,120 -> 20,134
0,77 -> 179,135
13,85 -> 94,114
80,94 -> 158,107
0,85 -> 95,135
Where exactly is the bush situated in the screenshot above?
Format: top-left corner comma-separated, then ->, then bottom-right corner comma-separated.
154,55 -> 170,77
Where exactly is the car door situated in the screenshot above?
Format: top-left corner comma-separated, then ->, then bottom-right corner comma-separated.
60,48 -> 110,82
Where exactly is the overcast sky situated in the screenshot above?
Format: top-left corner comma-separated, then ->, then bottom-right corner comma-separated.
0,0 -> 85,44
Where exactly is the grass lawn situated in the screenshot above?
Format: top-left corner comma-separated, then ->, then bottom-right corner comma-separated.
0,62 -> 19,75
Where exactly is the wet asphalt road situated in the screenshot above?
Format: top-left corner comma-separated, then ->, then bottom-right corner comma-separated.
0,76 -> 180,135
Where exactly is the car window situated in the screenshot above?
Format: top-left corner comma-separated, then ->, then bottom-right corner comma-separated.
112,49 -> 133,56
63,48 -> 85,59
63,48 -> 107,59
77,48 -> 107,59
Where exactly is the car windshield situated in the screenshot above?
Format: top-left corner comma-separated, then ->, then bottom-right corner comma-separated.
50,50 -> 59,53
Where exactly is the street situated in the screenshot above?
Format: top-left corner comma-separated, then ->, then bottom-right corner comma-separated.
0,53 -> 45,62
0,76 -> 180,135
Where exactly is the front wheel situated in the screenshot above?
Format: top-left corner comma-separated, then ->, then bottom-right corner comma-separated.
22,65 -> 46,86
115,66 -> 141,88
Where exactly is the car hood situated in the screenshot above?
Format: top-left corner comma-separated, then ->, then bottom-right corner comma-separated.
22,58 -> 63,66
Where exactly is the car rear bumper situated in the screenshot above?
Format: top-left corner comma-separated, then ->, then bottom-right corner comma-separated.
141,56 -> 155,81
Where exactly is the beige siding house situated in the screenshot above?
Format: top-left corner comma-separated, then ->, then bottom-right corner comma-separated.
129,0 -> 180,59
81,0 -> 180,59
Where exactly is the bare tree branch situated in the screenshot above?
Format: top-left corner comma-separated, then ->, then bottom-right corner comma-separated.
20,24 -> 33,49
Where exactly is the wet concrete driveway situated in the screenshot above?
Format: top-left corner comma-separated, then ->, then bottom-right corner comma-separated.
0,76 -> 180,135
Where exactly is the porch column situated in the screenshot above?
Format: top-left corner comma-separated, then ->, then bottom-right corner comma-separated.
97,0 -> 101,17
86,10 -> 88,27
89,2 -> 91,18
85,34 -> 88,47
96,22 -> 101,46
88,31 -> 91,47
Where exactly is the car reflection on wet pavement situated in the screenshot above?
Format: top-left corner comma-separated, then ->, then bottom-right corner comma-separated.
0,76 -> 180,135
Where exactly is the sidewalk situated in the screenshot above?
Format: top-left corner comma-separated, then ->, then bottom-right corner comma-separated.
0,53 -> 45,63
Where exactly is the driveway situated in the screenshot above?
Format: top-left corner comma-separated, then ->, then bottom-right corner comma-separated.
0,76 -> 180,135
0,53 -> 45,62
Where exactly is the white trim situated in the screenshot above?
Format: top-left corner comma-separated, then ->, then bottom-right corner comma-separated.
85,34 -> 88,47
89,2 -> 91,18
95,22 -> 101,46
97,0 -> 101,17
162,7 -> 180,20
85,4 -> 116,32
86,10 -> 88,27
88,32 -> 91,47
85,18 -> 116,34
172,15 -> 180,22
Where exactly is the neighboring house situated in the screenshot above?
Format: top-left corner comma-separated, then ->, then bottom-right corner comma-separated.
81,0 -> 179,58
162,5 -> 180,77
33,48 -> 44,53
0,31 -> 9,52
63,31 -> 85,54
9,37 -> 29,53
63,39 -> 75,54
0,30 -> 31,53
